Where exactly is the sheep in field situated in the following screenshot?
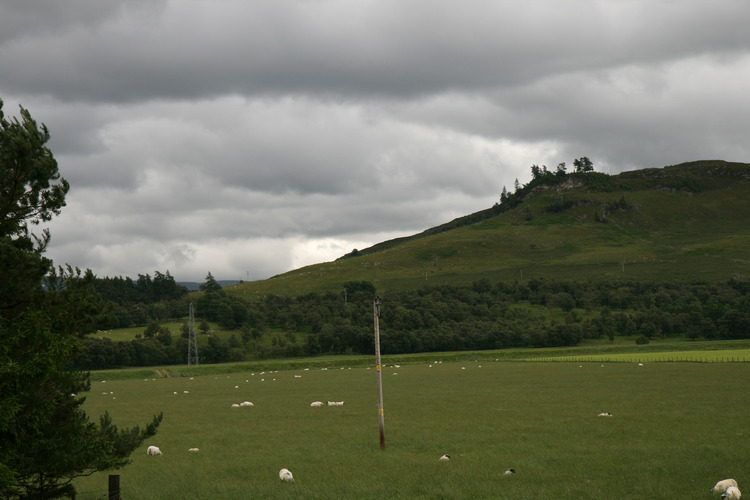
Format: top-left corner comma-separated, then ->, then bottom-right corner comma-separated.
327,401 -> 345,406
597,412 -> 612,417
188,448 -> 199,452
723,486 -> 742,499
504,468 -> 516,475
310,401 -> 324,407
439,454 -> 450,461
240,401 -> 254,407
146,446 -> 162,456
279,468 -> 294,483
713,479 -> 739,494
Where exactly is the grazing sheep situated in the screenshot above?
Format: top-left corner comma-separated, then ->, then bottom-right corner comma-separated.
239,401 -> 254,407
310,401 -> 324,407
504,468 -> 516,475
327,401 -> 345,406
723,486 -> 742,499
279,468 -> 294,483
231,403 -> 240,408
597,412 -> 612,417
146,446 -> 162,456
713,479 -> 739,494
188,448 -> 199,452
439,454 -> 450,461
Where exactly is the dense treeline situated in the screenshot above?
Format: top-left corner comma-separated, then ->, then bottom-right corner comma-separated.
90,271 -> 190,328
74,276 -> 750,370
93,270 -> 188,303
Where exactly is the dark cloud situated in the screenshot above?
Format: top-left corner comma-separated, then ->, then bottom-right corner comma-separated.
2,1 -> 749,281
3,1 -> 749,102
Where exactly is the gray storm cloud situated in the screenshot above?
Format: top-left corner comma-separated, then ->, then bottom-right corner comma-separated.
2,0 -> 749,281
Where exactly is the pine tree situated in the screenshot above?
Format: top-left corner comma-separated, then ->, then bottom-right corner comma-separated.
0,100 -> 162,499
199,271 -> 223,293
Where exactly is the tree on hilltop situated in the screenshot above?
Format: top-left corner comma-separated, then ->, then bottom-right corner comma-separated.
0,99 -> 162,499
573,156 -> 594,173
199,271 -> 223,293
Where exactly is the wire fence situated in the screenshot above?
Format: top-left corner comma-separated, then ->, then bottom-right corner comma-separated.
516,356 -> 750,363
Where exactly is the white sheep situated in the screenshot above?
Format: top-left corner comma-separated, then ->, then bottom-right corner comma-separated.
146,445 -> 162,456
503,468 -> 516,475
310,401 -> 324,407
597,412 -> 612,417
188,448 -> 199,452
439,454 -> 450,461
231,403 -> 240,408
239,401 -> 254,407
279,468 -> 294,482
723,486 -> 742,499
713,479 -> 739,494
327,401 -> 344,406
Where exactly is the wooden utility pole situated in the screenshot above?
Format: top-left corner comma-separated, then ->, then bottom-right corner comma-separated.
373,296 -> 386,449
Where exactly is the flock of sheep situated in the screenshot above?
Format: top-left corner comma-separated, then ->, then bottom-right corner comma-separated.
135,363 -> 741,495
147,441 -> 740,497
146,443 -> 743,496
143,374 -> 350,486
713,479 -> 741,499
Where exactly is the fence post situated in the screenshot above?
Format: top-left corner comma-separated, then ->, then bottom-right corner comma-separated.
108,474 -> 121,500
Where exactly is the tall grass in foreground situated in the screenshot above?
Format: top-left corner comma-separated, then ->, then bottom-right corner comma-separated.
75,361 -> 750,499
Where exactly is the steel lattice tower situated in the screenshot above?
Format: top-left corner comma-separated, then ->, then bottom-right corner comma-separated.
187,302 -> 199,366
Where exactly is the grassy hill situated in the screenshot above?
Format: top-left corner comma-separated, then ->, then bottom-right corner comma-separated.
227,160 -> 750,300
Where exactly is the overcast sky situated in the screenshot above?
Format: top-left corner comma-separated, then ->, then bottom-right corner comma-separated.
2,0 -> 749,282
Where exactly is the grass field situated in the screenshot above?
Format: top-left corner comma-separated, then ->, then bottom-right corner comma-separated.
73,357 -> 750,499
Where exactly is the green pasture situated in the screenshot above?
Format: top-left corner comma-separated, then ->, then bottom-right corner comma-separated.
89,321 -> 242,343
74,360 -> 750,499
89,322 -> 191,342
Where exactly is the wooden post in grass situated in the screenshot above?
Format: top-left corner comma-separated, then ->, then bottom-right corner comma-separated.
373,296 -> 386,449
108,474 -> 121,500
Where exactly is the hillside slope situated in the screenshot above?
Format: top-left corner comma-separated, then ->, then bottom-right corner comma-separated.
227,160 -> 750,299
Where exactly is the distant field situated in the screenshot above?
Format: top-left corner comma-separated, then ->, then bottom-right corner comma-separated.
527,349 -> 750,363
89,321 -> 241,343
73,358 -> 750,499
90,322 -> 189,342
